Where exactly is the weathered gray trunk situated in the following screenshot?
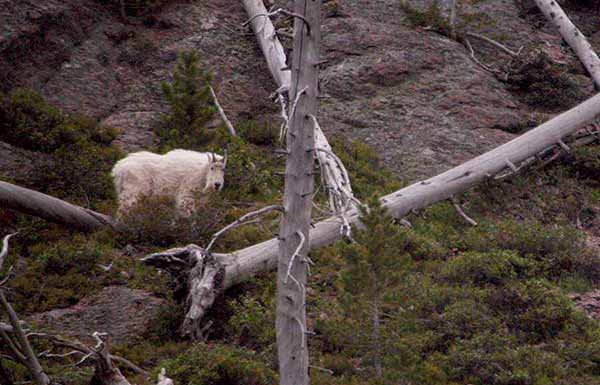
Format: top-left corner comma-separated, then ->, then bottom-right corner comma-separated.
372,298 -> 382,378
0,290 -> 50,385
276,1 -> 321,384
242,0 -> 356,220
533,0 -> 600,88
242,0 -> 291,91
0,181 -> 116,231
209,86 -> 236,136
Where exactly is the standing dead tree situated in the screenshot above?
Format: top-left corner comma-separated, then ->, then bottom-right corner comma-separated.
209,85 -> 237,136
533,0 -> 600,88
275,0 -> 321,383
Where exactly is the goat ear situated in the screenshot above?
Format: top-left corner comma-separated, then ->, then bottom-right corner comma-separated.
223,149 -> 227,167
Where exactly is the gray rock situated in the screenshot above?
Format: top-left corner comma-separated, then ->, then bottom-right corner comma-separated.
29,286 -> 167,345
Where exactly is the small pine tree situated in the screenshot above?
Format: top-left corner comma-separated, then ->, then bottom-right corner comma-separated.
339,197 -> 413,379
157,51 -> 216,150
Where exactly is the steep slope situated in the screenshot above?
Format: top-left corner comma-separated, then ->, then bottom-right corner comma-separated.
3,0 -> 590,179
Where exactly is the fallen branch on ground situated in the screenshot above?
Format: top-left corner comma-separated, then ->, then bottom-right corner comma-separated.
209,85 -> 237,136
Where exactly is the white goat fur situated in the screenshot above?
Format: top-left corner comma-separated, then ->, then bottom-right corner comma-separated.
111,150 -> 225,216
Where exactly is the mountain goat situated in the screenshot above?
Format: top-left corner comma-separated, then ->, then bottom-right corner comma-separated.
111,149 -> 227,216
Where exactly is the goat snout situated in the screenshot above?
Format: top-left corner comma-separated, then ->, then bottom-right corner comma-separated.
215,182 -> 222,190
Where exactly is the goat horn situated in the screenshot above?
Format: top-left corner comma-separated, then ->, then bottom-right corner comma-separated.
223,149 -> 228,167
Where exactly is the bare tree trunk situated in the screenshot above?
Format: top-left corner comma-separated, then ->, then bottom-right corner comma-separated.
0,181 -> 117,231
209,86 -> 237,136
533,0 -> 600,88
242,0 -> 291,91
371,298 -> 382,378
276,1 -> 320,384
0,291 -> 50,385
88,333 -> 131,385
243,0 -> 358,227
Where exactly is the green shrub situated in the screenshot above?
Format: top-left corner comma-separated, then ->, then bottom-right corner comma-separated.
507,50 -> 585,110
441,250 -> 533,286
155,343 -> 277,385
0,90 -> 118,152
226,294 -> 276,352
568,145 -> 600,180
502,280 -> 574,343
8,234 -> 116,313
217,135 -> 283,203
0,88 -> 65,152
0,89 -> 120,205
117,194 -> 229,247
157,51 -> 217,151
331,137 -> 403,199
437,299 -> 500,342
237,120 -> 278,146
463,221 -> 586,280
400,1 -> 450,33
444,331 -> 566,385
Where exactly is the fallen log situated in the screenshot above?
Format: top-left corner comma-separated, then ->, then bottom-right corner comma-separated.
145,92 -> 600,321
0,181 -> 117,231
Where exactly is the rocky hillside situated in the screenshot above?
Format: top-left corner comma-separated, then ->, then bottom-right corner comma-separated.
2,0 -> 597,178
3,0 -> 600,384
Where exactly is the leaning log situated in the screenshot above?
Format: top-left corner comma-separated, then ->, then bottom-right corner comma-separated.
0,181 -> 116,231
242,0 -> 358,223
533,0 -> 600,88
242,0 -> 291,91
146,92 -> 600,321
